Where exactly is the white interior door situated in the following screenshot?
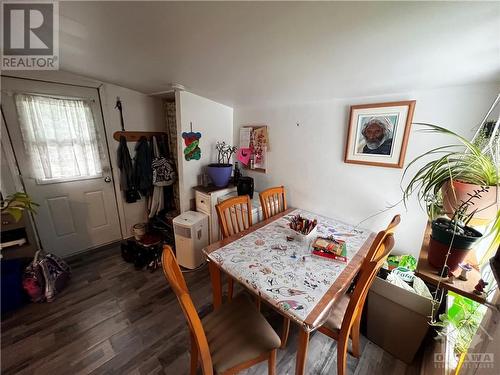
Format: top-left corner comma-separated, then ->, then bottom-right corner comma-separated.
1,77 -> 121,257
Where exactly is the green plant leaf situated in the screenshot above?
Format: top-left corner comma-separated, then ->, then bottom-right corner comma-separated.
5,207 -> 23,222
402,123 -> 499,236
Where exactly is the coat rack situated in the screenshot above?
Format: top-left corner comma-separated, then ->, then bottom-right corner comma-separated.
113,131 -> 168,142
112,96 -> 167,142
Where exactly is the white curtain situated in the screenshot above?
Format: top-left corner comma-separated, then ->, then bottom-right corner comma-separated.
15,93 -> 103,182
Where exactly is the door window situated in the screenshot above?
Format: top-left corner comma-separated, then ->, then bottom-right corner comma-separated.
14,93 -> 103,183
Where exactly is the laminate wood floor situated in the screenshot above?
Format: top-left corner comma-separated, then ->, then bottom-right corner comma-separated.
1,246 -> 422,375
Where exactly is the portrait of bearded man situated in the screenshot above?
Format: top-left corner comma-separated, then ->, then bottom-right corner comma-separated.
359,116 -> 394,155
345,101 -> 415,168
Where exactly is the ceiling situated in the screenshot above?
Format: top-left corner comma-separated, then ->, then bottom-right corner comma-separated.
59,1 -> 500,107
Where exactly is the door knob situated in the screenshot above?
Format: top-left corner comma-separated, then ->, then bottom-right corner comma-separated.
104,176 -> 112,183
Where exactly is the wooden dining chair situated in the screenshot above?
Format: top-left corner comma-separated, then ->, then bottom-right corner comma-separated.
216,195 -> 253,301
317,214 -> 401,375
162,245 -> 280,375
259,186 -> 287,220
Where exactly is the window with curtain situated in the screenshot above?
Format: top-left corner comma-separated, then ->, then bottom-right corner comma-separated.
14,93 -> 103,183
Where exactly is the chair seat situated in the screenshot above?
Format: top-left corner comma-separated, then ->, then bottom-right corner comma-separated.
202,294 -> 281,374
322,293 -> 351,332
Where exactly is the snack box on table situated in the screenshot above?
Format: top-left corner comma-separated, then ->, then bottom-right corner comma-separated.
311,237 -> 347,263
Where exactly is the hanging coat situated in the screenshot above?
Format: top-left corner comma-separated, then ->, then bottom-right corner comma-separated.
117,135 -> 140,203
134,136 -> 153,197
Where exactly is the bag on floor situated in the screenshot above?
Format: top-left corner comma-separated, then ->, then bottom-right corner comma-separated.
22,250 -> 71,303
121,239 -> 138,263
121,240 -> 149,268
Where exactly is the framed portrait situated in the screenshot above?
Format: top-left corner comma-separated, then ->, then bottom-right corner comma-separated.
344,100 -> 416,168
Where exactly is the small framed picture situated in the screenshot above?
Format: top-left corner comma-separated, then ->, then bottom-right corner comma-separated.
344,100 -> 416,168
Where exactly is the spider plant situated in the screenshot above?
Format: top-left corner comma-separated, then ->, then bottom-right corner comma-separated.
402,123 -> 499,219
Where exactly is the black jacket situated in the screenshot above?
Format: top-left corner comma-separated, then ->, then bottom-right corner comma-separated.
135,137 -> 153,197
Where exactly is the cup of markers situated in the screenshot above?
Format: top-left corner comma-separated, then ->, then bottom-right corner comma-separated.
289,214 -> 318,243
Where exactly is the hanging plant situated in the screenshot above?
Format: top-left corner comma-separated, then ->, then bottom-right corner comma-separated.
402,123 -> 499,239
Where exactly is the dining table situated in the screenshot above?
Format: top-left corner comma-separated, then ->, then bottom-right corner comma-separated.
202,207 -> 375,375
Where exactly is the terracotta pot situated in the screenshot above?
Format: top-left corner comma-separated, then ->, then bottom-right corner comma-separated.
428,218 -> 482,272
428,237 -> 470,272
442,180 -> 498,226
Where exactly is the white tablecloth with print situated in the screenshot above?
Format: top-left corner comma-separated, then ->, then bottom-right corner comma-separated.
206,209 -> 372,329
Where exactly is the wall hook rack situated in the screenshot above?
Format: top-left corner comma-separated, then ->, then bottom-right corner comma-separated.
113,131 -> 168,142
112,97 -> 167,141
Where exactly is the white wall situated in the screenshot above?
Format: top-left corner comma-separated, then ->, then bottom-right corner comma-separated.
1,71 -> 164,239
234,83 -> 500,257
176,91 -> 233,212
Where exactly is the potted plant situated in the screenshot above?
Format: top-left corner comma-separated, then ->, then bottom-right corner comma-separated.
206,141 -> 237,187
0,192 -> 39,222
402,123 -> 499,272
403,123 -> 499,225
427,187 -> 484,272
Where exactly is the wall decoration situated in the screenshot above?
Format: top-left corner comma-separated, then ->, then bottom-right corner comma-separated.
252,126 -> 268,169
239,125 -> 269,173
344,100 -> 416,168
236,147 -> 252,166
182,131 -> 202,161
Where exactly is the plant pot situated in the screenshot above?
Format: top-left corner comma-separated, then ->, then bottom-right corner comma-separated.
442,180 -> 498,226
428,237 -> 471,272
428,218 -> 482,272
207,163 -> 233,187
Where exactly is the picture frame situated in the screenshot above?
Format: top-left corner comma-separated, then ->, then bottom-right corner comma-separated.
238,125 -> 269,173
344,100 -> 416,168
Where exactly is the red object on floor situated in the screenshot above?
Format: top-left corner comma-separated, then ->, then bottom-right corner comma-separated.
138,232 -> 162,247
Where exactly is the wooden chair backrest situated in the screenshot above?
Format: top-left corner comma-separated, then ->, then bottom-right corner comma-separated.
259,186 -> 287,220
216,195 -> 253,239
162,245 -> 213,375
341,215 -> 400,335
364,214 -> 400,263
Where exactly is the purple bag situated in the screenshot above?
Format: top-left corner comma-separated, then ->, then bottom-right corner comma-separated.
23,251 -> 71,302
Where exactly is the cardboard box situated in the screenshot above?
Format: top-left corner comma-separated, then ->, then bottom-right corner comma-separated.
366,276 -> 434,364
